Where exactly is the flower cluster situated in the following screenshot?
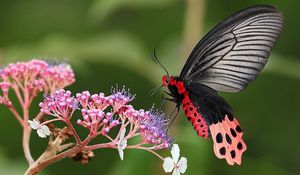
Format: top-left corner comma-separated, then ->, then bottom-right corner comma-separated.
140,109 -> 172,148
35,87 -> 178,168
1,60 -> 48,80
0,59 -> 75,99
1,59 -> 188,174
37,86 -> 173,152
41,62 -> 75,92
109,85 -> 135,111
125,106 -> 173,148
77,108 -> 120,135
39,89 -> 78,117
74,86 -> 136,135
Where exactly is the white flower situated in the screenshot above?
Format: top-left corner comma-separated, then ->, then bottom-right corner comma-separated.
117,127 -> 127,160
163,144 -> 187,175
28,119 -> 50,138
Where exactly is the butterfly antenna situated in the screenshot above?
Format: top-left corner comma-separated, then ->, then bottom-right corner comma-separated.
148,84 -> 163,96
152,49 -> 169,76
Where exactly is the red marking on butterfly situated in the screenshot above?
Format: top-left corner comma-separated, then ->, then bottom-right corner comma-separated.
159,5 -> 284,165
167,77 -> 209,138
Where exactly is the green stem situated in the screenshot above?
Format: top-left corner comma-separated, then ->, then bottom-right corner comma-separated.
182,0 -> 206,59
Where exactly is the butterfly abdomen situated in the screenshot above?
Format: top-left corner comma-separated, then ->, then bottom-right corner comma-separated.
182,95 -> 209,138
169,78 -> 209,138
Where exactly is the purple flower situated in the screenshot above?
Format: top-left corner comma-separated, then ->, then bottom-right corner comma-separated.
140,108 -> 173,148
108,85 -> 135,111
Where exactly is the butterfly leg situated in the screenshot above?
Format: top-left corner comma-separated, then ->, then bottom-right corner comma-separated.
159,93 -> 166,110
166,105 -> 180,132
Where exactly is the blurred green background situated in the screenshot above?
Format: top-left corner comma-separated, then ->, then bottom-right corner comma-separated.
0,0 -> 299,174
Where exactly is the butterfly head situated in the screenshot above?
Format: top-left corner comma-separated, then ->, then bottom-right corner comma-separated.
162,75 -> 171,86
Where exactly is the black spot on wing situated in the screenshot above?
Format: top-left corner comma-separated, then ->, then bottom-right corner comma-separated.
230,150 -> 236,158
216,133 -> 223,143
227,114 -> 234,121
230,128 -> 237,137
236,125 -> 243,133
226,134 -> 232,144
220,147 -> 226,155
237,142 -> 243,150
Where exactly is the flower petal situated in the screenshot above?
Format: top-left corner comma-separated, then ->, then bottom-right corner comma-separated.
117,146 -> 124,160
41,125 -> 51,136
120,139 -> 127,150
37,129 -> 46,138
33,119 -> 41,125
28,120 -> 39,129
163,157 -> 174,173
119,127 -> 126,140
171,144 -> 180,163
172,168 -> 181,175
177,157 -> 187,173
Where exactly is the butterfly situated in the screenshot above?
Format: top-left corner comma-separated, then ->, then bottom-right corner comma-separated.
159,5 -> 284,165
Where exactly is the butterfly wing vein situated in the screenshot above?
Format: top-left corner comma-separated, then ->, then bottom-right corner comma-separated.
180,7 -> 284,92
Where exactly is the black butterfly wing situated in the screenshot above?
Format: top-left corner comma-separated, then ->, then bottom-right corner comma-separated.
186,82 -> 232,125
180,5 -> 284,92
186,82 -> 247,165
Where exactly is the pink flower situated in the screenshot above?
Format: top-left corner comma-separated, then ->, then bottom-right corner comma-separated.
26,79 -> 46,96
39,89 -> 78,118
0,59 -> 75,97
76,91 -> 91,107
0,82 -> 11,106
41,62 -> 75,92
76,108 -> 120,134
2,60 -> 48,80
76,91 -> 111,110
90,93 -> 110,110
75,90 -> 130,134
0,82 -> 10,94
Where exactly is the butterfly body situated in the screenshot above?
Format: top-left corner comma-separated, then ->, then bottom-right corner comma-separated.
163,76 -> 210,138
159,5 -> 284,165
